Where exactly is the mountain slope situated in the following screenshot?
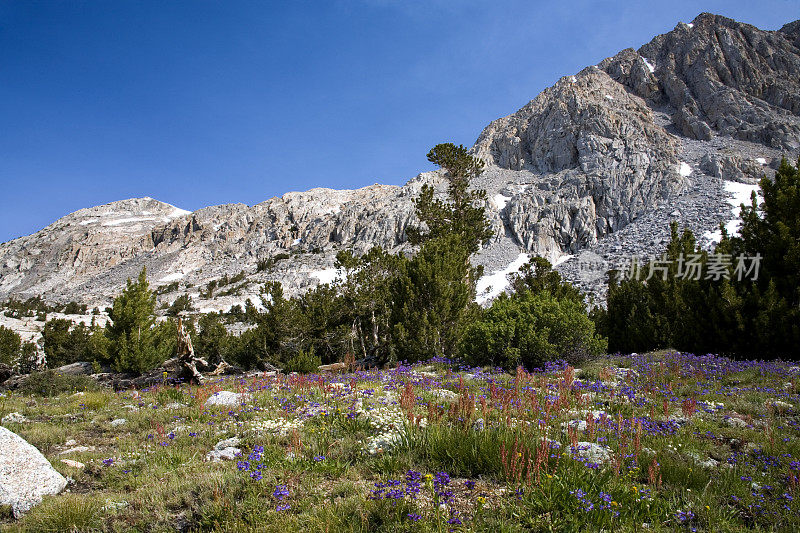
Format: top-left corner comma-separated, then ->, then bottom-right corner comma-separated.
1,13 -> 798,310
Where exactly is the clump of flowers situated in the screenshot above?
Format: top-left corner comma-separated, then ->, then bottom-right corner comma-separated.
236,445 -> 267,481
357,399 -> 409,455
251,418 -> 304,437
369,469 -> 424,502
273,484 -> 290,512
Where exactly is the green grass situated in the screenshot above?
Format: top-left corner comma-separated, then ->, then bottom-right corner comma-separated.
1,352 -> 799,531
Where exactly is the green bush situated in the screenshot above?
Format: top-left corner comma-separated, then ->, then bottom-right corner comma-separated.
18,370 -> 100,397
284,348 -> 322,374
460,291 -> 606,370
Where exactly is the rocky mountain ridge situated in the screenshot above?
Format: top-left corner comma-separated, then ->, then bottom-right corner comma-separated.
1,13 -> 798,316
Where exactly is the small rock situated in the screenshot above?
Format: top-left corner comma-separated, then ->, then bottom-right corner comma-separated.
205,447 -> 240,462
60,459 -> 85,469
724,416 -> 748,428
64,439 -> 77,447
562,419 -> 588,432
58,446 -> 95,456
204,437 -> 242,462
55,362 -> 94,376
744,442 -> 760,453
214,437 -> 241,450
110,418 -> 127,427
765,399 -> 792,411
102,499 -> 129,511
699,458 -> 719,469
429,388 -> 458,401
204,391 -> 249,408
573,442 -> 612,464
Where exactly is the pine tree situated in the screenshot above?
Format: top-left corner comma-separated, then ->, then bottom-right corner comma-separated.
460,290 -> 606,370
508,257 -> 584,304
336,247 -> 402,363
106,267 -> 166,373
0,325 -> 22,366
43,318 -> 91,367
390,143 -> 492,363
196,314 -> 230,366
232,281 -> 294,369
725,156 -> 800,355
392,234 -> 478,362
406,143 -> 493,253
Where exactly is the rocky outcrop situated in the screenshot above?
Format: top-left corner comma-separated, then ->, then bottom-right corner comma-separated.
699,151 -> 765,183
473,67 -> 684,254
0,426 -> 68,517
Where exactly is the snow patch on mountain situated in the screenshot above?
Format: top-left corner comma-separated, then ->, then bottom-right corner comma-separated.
475,253 -> 530,305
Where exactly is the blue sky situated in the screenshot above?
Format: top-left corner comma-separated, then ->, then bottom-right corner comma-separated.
1,1 -> 797,242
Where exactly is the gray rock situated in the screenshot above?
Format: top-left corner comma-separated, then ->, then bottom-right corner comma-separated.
110,418 -> 127,427
58,446 -> 95,455
60,459 -> 85,469
102,499 -> 129,511
204,391 -> 249,408
700,152 -> 764,183
214,437 -> 241,450
562,419 -> 588,432
429,388 -> 459,401
205,438 -> 242,462
699,457 -> 719,469
54,362 -> 94,376
725,416 -> 749,428
0,426 -> 68,517
473,67 -> 685,255
573,441 -> 612,464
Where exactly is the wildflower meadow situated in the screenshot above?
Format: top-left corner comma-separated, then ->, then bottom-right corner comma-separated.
1,350 -> 799,532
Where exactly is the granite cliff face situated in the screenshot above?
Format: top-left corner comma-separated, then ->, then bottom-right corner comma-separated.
472,67 -> 683,254
1,13 -> 798,311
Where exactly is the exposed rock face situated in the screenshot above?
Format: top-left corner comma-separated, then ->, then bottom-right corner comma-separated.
473,67 -> 684,254
603,13 -> 800,150
0,13 -> 798,312
0,197 -> 190,298
0,426 -> 68,517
